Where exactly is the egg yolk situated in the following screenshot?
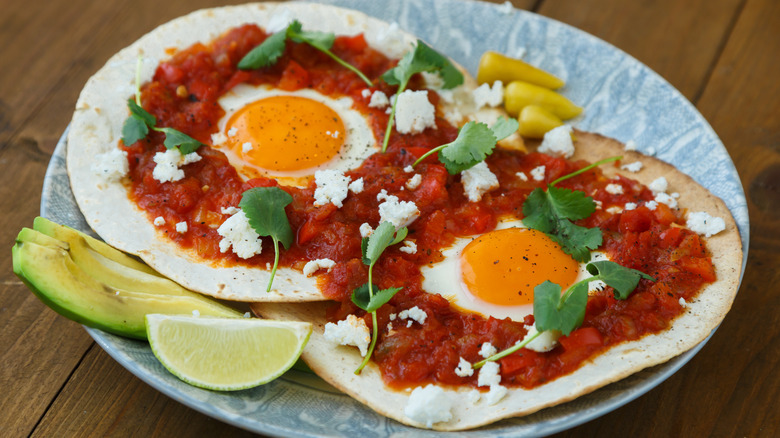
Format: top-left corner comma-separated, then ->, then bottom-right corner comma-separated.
459,228 -> 579,306
225,95 -> 345,172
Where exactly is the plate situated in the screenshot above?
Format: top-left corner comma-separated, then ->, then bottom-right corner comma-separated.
42,0 -> 749,436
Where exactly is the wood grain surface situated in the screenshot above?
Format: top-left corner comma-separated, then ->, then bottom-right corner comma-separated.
2,0 -> 777,437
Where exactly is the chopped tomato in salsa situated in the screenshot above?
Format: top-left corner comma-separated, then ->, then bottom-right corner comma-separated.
120,25 -> 717,390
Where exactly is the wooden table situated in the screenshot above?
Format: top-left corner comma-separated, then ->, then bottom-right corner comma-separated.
2,0 -> 778,436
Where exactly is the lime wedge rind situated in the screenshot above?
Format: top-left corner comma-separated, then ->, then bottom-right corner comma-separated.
146,314 -> 311,391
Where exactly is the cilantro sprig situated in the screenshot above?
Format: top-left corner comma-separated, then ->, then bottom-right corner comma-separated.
380,40 -> 464,152
412,117 -> 518,174
239,187 -> 294,292
352,221 -> 407,374
522,157 -> 621,262
121,57 -> 204,154
238,20 -> 373,87
474,260 -> 655,368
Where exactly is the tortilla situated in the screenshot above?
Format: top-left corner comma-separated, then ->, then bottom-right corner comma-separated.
66,2 -> 516,302
251,131 -> 742,431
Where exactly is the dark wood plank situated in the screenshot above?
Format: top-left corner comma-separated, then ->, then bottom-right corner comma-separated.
537,0 -> 743,101
31,346 -> 257,438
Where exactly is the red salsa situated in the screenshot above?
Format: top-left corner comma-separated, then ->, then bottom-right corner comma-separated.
120,25 -> 717,390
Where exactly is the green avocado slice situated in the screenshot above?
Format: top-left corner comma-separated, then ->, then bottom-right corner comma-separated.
13,219 -> 243,340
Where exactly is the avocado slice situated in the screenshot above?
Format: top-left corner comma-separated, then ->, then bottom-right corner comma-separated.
13,219 -> 243,340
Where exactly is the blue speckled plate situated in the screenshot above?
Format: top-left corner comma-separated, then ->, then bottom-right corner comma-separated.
43,0 -> 749,436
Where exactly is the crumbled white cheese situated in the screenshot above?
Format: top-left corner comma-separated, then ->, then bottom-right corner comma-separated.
454,357 -> 474,377
648,176 -> 668,193
516,171 -> 528,182
606,206 -> 623,214
227,127 -> 238,137
679,297 -> 687,308
498,1 -> 514,14
523,325 -> 561,352
472,80 -> 504,109
243,312 -> 251,318
302,258 -> 336,277
92,148 -> 128,181
399,306 -> 427,326
605,183 -> 624,195
400,240 -> 417,254
361,89 -> 372,98
242,142 -> 253,153
479,342 -> 497,358
461,161 -> 499,202
477,361 -> 501,387
359,222 -> 373,238
404,385 -> 453,428
377,191 -> 420,228
395,90 -> 436,134
389,313 -> 397,321
175,221 -> 188,233
530,165 -> 546,181
192,309 -> 200,317
217,209 -> 263,259
403,165 -> 414,173
621,161 -> 643,172
538,125 -> 575,158
485,384 -> 508,405
211,132 -> 227,145
467,389 -> 481,405
645,200 -> 658,211
405,174 -> 422,190
368,90 -> 390,108
153,216 -> 165,226
594,200 -> 603,210
655,192 -> 678,208
624,202 -> 637,211
671,192 -> 680,199
221,206 -> 240,215
152,149 -> 202,183
686,211 -> 726,237
323,314 -> 371,357
348,177 -> 364,194
313,169 -> 351,208
624,140 -> 638,151
646,147 -> 657,156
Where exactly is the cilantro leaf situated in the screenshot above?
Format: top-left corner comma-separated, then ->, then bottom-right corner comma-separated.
354,221 -> 407,374
380,40 -> 465,152
440,122 -> 496,164
351,283 -> 403,312
586,261 -> 655,299
363,222 -> 408,266
550,220 -> 603,263
521,175 -> 602,262
287,20 -> 334,51
155,127 -> 205,155
413,117 -> 519,174
534,280 -> 589,335
121,115 -> 149,146
238,30 -> 288,69
120,59 -> 203,155
238,20 -> 371,86
239,187 -> 294,291
128,98 -> 156,126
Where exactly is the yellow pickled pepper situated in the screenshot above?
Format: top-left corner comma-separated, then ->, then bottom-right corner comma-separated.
477,51 -> 564,89
504,81 -> 583,119
517,105 -> 564,138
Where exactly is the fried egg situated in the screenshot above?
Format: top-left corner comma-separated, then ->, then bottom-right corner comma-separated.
421,219 -> 607,321
212,84 -> 377,187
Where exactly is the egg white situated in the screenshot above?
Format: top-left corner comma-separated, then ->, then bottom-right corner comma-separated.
211,84 -> 378,186
420,218 -> 608,322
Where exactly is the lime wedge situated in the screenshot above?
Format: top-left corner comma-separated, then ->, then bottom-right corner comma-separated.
145,314 -> 311,391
